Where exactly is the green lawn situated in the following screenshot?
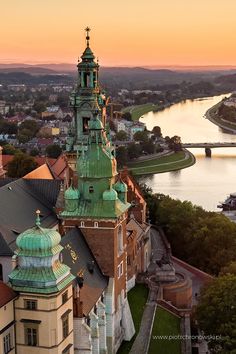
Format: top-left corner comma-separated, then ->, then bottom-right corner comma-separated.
128,151 -> 195,175
118,284 -> 149,354
148,307 -> 181,354
122,103 -> 158,121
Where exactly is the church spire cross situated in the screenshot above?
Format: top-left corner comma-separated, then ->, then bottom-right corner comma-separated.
85,26 -> 91,47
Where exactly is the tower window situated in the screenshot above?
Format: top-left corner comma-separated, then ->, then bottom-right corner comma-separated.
3,332 -> 11,354
62,291 -> 68,304
82,117 -> 90,133
94,222 -> 98,228
62,315 -> 69,339
24,300 -> 37,310
89,186 -> 94,193
25,327 -> 38,346
117,225 -> 123,255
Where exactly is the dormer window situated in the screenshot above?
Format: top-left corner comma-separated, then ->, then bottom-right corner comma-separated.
89,186 -> 94,193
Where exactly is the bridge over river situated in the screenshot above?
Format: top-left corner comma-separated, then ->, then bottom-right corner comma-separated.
183,142 -> 236,148
182,142 -> 236,156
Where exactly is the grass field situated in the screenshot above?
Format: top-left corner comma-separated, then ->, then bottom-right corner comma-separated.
117,284 -> 149,354
128,151 -> 195,175
148,307 -> 181,354
122,103 -> 158,121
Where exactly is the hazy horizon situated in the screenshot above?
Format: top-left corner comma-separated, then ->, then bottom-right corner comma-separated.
2,0 -> 236,66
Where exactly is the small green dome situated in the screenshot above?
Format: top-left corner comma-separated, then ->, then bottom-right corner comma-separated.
114,180 -> 128,193
103,188 -> 118,201
16,219 -> 62,257
89,118 -> 103,130
64,186 -> 79,200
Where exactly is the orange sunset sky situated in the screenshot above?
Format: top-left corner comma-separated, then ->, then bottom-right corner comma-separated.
1,0 -> 236,66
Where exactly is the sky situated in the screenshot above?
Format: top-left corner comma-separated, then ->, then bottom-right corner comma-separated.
1,0 -> 236,66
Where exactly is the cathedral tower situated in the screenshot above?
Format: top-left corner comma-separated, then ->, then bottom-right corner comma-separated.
67,28 -> 108,157
9,211 -> 75,354
60,28 -> 135,353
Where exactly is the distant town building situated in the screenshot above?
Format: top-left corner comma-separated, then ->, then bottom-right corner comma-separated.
42,106 -> 63,120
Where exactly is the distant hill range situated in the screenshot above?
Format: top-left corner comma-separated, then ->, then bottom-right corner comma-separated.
1,63 -> 236,87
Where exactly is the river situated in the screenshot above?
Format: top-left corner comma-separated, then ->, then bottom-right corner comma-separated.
140,94 -> 236,211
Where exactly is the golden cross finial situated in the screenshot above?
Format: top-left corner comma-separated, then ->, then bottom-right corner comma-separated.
85,26 -> 91,47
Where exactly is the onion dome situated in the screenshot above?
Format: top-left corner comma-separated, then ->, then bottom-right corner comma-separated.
103,188 -> 118,201
64,185 -> 80,200
114,180 -> 128,193
16,210 -> 62,257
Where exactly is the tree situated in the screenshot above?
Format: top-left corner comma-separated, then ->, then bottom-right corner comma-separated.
7,153 -> 38,178
17,119 -> 40,143
168,135 -> 182,152
115,146 -> 128,168
122,112 -> 132,121
127,142 -> 141,159
141,188 -> 236,275
45,144 -> 62,158
196,275 -> 236,353
2,144 -> 17,155
152,126 -> 162,138
115,130 -> 128,141
30,148 -> 39,157
133,130 -> 149,142
141,139 -> 155,154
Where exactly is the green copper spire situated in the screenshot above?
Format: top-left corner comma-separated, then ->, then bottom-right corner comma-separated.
66,28 -> 107,153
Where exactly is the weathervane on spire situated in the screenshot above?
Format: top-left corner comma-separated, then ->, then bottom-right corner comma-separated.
85,26 -> 91,47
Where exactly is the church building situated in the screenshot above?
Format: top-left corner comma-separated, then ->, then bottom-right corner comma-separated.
0,28 -> 151,354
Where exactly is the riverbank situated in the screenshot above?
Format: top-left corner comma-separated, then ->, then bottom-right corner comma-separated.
122,103 -> 158,121
128,149 -> 195,176
205,100 -> 236,134
122,92 -> 229,121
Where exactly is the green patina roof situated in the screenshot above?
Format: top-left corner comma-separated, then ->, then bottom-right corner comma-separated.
103,188 -> 118,201
10,271 -> 74,294
16,224 -> 62,257
114,180 -> 128,193
78,144 -> 117,179
81,46 -> 95,60
89,117 -> 103,130
65,185 -> 80,200
60,199 -> 130,219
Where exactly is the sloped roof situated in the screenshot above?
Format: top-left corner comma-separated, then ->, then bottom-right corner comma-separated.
2,155 -> 56,169
61,228 -> 108,315
23,164 -> 54,180
50,154 -> 68,179
0,281 -> 17,307
0,178 -> 60,254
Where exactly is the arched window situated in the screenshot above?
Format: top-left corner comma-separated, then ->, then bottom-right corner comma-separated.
0,264 -> 3,281
81,221 -> 85,227
94,222 -> 98,228
117,225 -> 123,255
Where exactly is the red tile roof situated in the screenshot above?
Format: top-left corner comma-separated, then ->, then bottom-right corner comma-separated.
0,281 -> 17,308
2,155 -> 56,169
